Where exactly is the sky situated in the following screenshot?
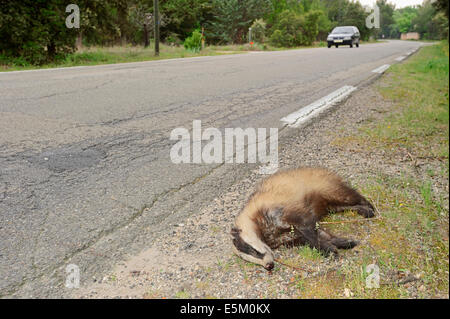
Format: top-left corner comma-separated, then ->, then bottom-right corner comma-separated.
358,0 -> 425,8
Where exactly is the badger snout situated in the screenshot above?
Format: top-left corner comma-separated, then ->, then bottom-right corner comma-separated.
264,262 -> 274,271
231,228 -> 276,270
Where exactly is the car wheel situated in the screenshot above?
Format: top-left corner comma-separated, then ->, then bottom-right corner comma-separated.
328,44 -> 331,48
356,42 -> 359,48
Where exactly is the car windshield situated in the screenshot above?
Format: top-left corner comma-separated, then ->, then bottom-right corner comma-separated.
331,27 -> 354,34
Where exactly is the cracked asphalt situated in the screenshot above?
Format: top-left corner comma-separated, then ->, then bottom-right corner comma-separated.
0,40 -> 422,298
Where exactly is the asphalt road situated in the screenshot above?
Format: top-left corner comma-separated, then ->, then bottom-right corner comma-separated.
0,40 -> 422,297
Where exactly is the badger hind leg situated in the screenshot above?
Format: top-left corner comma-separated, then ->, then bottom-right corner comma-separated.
332,204 -> 375,218
319,229 -> 358,249
329,185 -> 375,218
331,237 -> 358,249
295,225 -> 339,257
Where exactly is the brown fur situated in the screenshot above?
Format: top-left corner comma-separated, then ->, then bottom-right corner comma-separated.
232,167 -> 374,269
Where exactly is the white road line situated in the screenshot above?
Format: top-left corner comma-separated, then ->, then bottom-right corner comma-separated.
371,64 -> 390,74
280,85 -> 357,128
395,56 -> 406,61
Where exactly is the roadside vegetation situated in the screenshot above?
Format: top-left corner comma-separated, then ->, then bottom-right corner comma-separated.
1,39 -> 387,72
1,0 -> 448,69
304,41 -> 448,298
0,41 -> 327,72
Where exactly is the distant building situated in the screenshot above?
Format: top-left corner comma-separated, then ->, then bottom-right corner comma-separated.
401,32 -> 420,40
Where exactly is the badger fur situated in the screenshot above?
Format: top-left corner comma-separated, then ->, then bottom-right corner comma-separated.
231,167 -> 375,270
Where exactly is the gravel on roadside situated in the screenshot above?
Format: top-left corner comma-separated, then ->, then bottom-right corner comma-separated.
74,77 -> 448,299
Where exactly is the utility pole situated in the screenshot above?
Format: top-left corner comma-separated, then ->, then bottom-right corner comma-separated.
201,27 -> 205,50
143,22 -> 149,48
154,0 -> 160,56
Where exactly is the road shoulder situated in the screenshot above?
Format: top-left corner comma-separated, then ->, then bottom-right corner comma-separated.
74,44 -> 449,299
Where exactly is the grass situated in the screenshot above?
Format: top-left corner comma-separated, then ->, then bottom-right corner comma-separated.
174,290 -> 190,298
357,43 -> 448,161
287,41 -> 449,298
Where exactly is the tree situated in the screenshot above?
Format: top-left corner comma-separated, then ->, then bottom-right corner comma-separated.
115,0 -> 129,45
76,0 -> 121,46
207,0 -> 272,44
302,0 -> 331,41
265,0 -> 301,27
377,0 -> 396,38
413,0 -> 448,39
320,0 -> 373,40
128,2 -> 154,46
340,1 -> 372,40
250,19 -> 267,43
320,0 -> 354,26
433,0 -> 449,19
393,6 -> 418,34
161,0 -> 211,40
0,0 -> 79,64
269,9 -> 321,47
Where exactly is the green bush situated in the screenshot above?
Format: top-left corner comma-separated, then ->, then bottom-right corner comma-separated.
250,19 -> 267,43
269,10 -> 321,47
269,29 -> 292,47
206,0 -> 272,44
302,11 -> 321,46
0,54 -> 30,67
0,1 -> 77,65
183,29 -> 203,52
21,41 -> 51,65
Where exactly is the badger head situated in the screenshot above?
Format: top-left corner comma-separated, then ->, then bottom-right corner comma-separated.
231,226 -> 274,270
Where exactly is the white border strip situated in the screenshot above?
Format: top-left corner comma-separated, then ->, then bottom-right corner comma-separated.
372,64 -> 390,74
281,85 -> 357,128
395,56 -> 406,61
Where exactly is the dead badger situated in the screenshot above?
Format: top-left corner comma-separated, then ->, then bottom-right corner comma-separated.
231,167 -> 375,270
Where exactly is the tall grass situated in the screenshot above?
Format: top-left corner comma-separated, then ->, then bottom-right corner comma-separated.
364,41 -> 449,161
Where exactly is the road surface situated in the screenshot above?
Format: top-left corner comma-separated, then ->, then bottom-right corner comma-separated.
0,40 -> 422,297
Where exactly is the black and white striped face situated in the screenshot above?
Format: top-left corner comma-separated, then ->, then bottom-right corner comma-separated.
231,227 -> 274,270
